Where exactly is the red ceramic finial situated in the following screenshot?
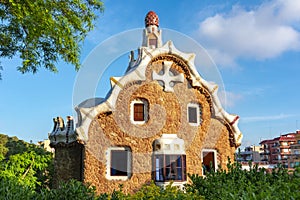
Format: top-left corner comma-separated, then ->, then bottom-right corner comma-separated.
145,11 -> 159,27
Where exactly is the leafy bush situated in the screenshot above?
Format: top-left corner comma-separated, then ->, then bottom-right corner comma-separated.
129,182 -> 202,200
98,182 -> 203,200
1,166 -> 299,200
0,178 -> 36,200
186,159 -> 300,200
0,179 -> 97,200
39,180 -> 97,200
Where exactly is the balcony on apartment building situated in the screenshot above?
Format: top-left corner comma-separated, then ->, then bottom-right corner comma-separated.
260,149 -> 270,155
271,142 -> 280,148
237,145 -> 263,162
290,150 -> 300,158
280,144 -> 290,148
280,148 -> 291,155
271,149 -> 280,154
281,155 -> 289,160
260,157 -> 269,162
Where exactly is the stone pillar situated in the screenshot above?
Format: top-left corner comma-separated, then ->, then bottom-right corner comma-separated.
48,116 -> 84,187
52,142 -> 84,187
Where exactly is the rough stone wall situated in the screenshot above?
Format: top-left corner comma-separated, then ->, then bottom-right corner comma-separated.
83,54 -> 237,194
52,143 -> 83,188
203,118 -> 236,169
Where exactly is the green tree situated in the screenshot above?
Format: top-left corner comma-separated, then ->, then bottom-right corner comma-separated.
0,134 -> 53,190
0,133 -> 36,158
0,149 -> 53,190
0,134 -> 9,158
0,0 -> 104,78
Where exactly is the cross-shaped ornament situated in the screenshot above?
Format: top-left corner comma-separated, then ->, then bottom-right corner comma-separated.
152,61 -> 184,92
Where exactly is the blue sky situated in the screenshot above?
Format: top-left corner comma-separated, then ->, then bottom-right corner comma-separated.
1,0 -> 300,149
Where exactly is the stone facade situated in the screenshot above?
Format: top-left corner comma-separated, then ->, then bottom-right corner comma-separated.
49,11 -> 242,195
82,54 -> 236,194
52,143 -> 84,188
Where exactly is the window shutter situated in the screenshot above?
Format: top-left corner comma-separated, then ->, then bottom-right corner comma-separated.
134,103 -> 144,121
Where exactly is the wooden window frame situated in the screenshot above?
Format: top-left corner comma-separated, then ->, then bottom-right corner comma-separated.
134,103 -> 144,121
131,99 -> 148,124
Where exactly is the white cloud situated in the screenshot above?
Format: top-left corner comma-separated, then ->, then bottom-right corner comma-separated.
242,113 -> 296,123
196,0 -> 300,67
276,0 -> 300,23
218,90 -> 243,108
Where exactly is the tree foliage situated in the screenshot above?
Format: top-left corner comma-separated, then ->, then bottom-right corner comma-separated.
0,134 -> 53,190
0,178 -> 36,200
0,133 -> 31,158
0,0 -> 104,76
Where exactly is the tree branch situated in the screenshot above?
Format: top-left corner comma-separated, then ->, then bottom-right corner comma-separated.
22,157 -> 35,179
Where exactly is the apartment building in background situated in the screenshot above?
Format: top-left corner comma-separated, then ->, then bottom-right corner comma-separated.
236,145 -> 263,162
288,131 -> 300,168
260,131 -> 300,168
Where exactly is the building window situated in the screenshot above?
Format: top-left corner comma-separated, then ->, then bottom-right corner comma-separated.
154,154 -> 186,182
202,149 -> 217,175
106,147 -> 131,180
187,103 -> 201,126
131,99 -> 148,124
134,103 -> 144,121
282,148 -> 289,153
281,142 -> 288,146
148,34 -> 157,48
149,38 -> 157,47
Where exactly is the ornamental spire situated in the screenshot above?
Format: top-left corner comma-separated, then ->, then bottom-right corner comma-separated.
142,11 -> 162,48
145,11 -> 159,27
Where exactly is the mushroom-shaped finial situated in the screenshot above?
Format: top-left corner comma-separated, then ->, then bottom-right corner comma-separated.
145,11 -> 159,27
